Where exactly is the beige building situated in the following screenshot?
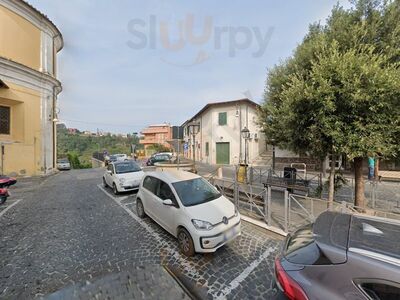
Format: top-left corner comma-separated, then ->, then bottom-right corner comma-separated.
183,99 -> 267,165
0,0 -> 63,176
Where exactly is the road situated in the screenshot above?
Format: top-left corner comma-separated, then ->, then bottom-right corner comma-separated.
0,169 -> 282,299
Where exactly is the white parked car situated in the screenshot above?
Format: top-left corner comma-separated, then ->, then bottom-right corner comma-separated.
103,161 -> 144,194
136,171 -> 241,256
57,158 -> 71,170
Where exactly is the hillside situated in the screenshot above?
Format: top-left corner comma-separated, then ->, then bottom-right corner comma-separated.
57,129 -> 139,167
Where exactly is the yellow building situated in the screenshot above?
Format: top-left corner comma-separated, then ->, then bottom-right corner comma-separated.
0,0 -> 63,176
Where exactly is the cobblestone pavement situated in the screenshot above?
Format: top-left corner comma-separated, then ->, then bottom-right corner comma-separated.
0,169 -> 282,299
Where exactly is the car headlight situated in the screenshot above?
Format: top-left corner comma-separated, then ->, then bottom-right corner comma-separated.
191,219 -> 214,231
119,178 -> 126,184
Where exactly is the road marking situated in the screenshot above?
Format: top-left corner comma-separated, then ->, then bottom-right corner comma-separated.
215,246 -> 278,300
97,184 -> 276,299
97,185 -> 215,295
0,199 -> 22,218
97,185 -> 158,237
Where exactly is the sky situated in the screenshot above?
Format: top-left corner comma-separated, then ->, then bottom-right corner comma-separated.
29,0 -> 352,134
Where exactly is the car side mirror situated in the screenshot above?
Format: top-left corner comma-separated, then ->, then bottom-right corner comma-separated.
163,199 -> 173,206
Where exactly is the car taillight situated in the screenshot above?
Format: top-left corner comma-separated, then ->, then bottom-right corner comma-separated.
275,258 -> 308,300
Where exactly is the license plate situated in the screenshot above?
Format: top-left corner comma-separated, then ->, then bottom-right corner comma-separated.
224,227 -> 236,241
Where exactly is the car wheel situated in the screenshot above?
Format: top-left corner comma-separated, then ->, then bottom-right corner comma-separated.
103,177 -> 108,188
136,198 -> 146,218
177,228 -> 195,257
113,183 -> 119,195
0,196 -> 6,205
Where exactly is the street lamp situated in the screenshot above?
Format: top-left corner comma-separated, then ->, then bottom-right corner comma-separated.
238,127 -> 251,183
188,121 -> 200,173
270,138 -> 276,172
241,127 -> 250,165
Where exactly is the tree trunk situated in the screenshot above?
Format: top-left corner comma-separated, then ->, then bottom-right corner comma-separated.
374,158 -> 380,181
328,153 -> 336,208
354,157 -> 365,208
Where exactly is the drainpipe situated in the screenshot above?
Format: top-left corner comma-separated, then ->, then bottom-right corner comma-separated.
52,86 -> 58,170
239,105 -> 242,163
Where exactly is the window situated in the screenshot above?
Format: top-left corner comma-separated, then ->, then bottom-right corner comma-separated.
114,162 -> 141,174
218,112 -> 227,126
0,106 -> 10,135
358,281 -> 400,300
285,224 -> 331,265
172,178 -> 221,207
158,180 -> 177,205
143,176 -> 159,194
205,142 -> 209,156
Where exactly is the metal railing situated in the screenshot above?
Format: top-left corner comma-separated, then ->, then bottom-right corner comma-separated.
206,172 -> 400,234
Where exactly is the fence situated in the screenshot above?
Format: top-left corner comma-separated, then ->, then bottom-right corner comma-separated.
249,166 -> 400,215
324,177 -> 400,214
207,173 -> 400,234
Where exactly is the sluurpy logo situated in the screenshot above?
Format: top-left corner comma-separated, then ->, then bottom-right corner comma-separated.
127,14 -> 274,67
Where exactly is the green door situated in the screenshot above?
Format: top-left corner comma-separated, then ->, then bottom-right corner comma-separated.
216,142 -> 230,165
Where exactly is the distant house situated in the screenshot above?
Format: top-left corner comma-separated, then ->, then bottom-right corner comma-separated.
182,98 -> 267,165
67,128 -> 78,134
140,124 -> 172,156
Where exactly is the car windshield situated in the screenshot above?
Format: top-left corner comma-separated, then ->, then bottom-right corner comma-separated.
109,155 -> 117,160
172,178 -> 221,207
115,162 -> 141,174
57,159 -> 69,163
154,155 -> 169,161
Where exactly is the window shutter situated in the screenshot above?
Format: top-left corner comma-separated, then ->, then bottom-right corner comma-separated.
219,112 -> 227,125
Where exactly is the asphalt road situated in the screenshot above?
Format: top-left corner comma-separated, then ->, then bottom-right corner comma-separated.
0,169 -> 282,299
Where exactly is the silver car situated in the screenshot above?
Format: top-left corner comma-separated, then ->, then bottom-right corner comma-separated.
274,211 -> 400,300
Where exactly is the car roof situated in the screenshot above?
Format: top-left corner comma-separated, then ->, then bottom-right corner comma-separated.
112,160 -> 137,166
314,211 -> 400,264
145,170 -> 200,183
348,214 -> 400,262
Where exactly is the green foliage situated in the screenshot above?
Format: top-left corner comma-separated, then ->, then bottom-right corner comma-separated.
57,129 -> 139,167
260,0 -> 400,162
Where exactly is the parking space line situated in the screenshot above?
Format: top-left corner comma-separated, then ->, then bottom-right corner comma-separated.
97,184 -> 216,295
97,185 -> 158,237
0,199 -> 23,218
216,246 -> 277,299
97,184 -> 276,299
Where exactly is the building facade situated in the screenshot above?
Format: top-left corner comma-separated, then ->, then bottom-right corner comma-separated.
140,124 -> 172,156
0,0 -> 63,176
183,99 -> 267,165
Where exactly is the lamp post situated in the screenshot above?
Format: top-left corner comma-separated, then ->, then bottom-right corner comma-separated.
241,127 -> 250,165
271,138 -> 276,172
239,127 -> 250,183
188,121 -> 200,173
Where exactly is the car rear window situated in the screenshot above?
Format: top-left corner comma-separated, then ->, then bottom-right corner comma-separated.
284,224 -> 331,265
349,216 -> 400,260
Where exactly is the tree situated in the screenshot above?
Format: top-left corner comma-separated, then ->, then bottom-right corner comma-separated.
260,0 -> 400,207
